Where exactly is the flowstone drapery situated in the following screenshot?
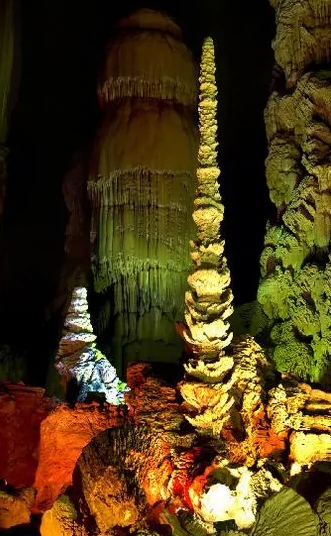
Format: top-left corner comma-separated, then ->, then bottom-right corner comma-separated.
87,9 -> 198,372
258,0 -> 331,386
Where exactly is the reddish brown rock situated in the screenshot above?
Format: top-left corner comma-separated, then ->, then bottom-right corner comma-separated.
0,383 -> 56,487
33,402 -> 126,512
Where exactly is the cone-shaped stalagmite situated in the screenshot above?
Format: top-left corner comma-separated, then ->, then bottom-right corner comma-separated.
55,286 -> 127,404
88,10 -> 198,372
179,37 -> 237,438
258,0 -> 331,386
181,37 -> 233,369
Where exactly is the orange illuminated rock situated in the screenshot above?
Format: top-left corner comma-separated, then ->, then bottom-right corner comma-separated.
69,363 -> 194,532
0,487 -> 35,529
33,402 -> 126,512
0,383 -> 56,487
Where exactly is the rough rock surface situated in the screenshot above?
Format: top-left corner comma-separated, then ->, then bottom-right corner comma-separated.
0,383 -> 56,487
181,335 -> 286,466
72,362 -> 188,533
2,362 -> 331,532
272,0 -> 331,84
64,360 -> 331,534
40,494 -> 87,536
0,487 -> 34,529
182,37 -> 233,364
268,376 -> 331,465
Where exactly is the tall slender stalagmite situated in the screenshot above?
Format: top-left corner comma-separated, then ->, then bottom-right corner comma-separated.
181,36 -> 233,373
258,0 -> 331,386
88,9 -> 198,372
179,38 -> 239,437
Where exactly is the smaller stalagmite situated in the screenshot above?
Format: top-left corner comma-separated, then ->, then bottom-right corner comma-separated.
0,487 -> 34,529
55,286 -> 128,404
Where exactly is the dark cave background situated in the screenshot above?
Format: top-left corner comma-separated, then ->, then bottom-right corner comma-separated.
0,0 -> 275,386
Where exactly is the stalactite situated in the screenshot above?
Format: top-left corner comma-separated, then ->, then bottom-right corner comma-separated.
88,9 -> 198,370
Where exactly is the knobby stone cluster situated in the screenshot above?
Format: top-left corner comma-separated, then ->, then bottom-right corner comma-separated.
258,0 -> 331,387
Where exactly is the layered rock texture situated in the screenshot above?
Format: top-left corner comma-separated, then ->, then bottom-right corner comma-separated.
258,0 -> 331,386
0,487 -> 35,529
0,381 -> 127,517
87,9 -> 198,372
40,495 -> 87,536
180,36 -> 233,375
39,362 -> 331,535
178,37 -> 236,434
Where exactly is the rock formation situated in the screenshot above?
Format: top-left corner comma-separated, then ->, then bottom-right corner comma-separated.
55,286 -> 128,404
180,36 -> 233,376
40,495 -> 87,536
87,9 -> 198,372
0,487 -> 35,529
257,0 -> 331,386
3,6 -> 331,536
0,383 -> 56,488
33,400 -> 126,512
33,361 -> 331,535
178,36 -> 236,437
1,362 -> 331,533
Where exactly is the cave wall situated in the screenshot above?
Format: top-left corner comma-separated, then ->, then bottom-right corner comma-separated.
258,0 -> 331,387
